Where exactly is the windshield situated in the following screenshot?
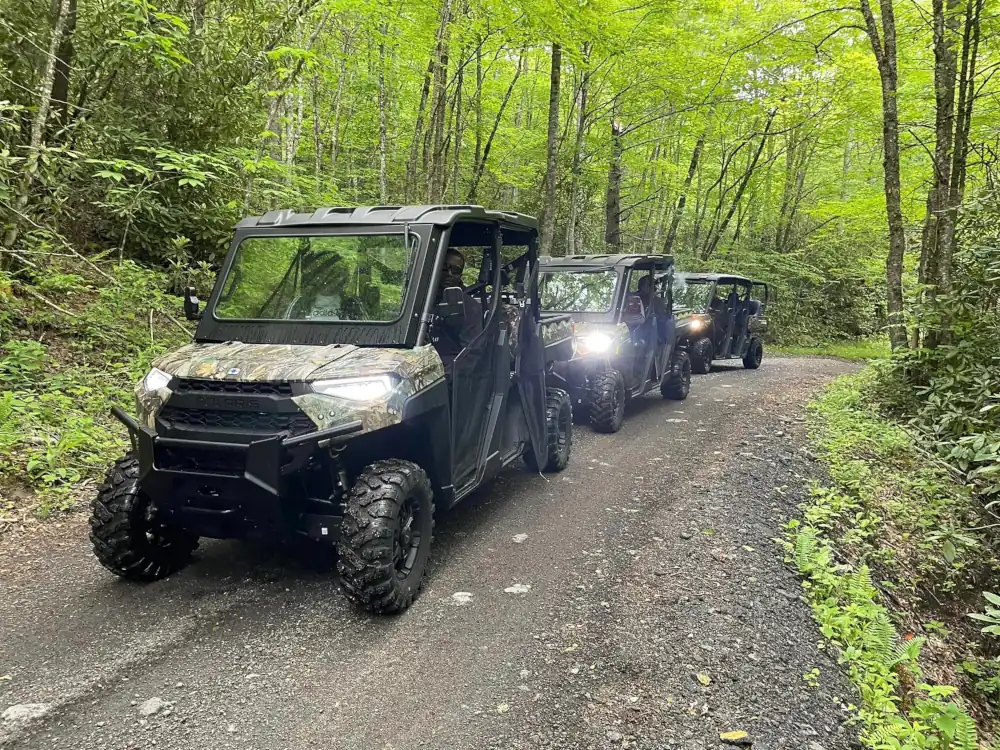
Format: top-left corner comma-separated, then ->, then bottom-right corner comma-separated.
539,269 -> 619,313
673,277 -> 714,311
214,234 -> 414,322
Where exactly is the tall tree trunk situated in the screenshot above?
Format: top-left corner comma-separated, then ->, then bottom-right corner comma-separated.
467,51 -> 523,202
945,0 -> 984,273
566,44 -> 591,255
920,0 -> 961,310
330,52 -> 348,173
405,57 -> 436,202
702,110 -> 775,260
474,42 -> 483,171
452,52 -> 464,202
313,74 -> 322,186
3,0 -> 72,258
377,25 -> 389,203
538,43 -> 562,256
425,0 -> 454,202
663,129 -> 706,255
860,0 -> 908,350
50,0 -> 77,133
604,119 -> 624,249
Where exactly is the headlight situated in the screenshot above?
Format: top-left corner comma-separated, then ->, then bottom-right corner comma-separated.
311,375 -> 397,401
689,317 -> 704,332
581,332 -> 613,354
142,367 -> 171,392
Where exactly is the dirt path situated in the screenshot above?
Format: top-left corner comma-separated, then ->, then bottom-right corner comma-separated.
0,356 -> 858,750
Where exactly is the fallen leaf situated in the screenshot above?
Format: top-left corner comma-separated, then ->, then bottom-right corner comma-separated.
496,703 -> 509,714
504,583 -> 531,594
695,673 -> 712,686
563,644 -> 579,653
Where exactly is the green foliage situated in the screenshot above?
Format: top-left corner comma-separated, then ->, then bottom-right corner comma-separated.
968,593 -> 1000,638
785,371 -> 996,747
773,338 -> 891,362
874,191 -> 1000,503
0,262 -> 191,516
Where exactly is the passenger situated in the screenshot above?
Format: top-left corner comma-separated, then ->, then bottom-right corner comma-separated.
433,249 -> 483,369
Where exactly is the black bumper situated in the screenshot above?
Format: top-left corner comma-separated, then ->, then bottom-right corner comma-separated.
112,406 -> 361,542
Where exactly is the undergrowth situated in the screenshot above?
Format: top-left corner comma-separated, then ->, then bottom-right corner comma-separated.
0,261 -> 192,519
773,337 -> 891,362
785,370 -> 999,749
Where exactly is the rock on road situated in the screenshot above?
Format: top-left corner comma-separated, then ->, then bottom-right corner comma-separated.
0,357 -> 859,750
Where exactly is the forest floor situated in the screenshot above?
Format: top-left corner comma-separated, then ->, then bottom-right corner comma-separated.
0,356 -> 860,750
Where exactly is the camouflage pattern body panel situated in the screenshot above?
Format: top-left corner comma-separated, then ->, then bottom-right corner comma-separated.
140,342 -> 445,437
153,342 -> 361,382
135,383 -> 172,429
540,316 -> 574,347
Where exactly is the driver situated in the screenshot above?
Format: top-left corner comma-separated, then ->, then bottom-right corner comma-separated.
637,274 -> 669,344
433,249 -> 482,368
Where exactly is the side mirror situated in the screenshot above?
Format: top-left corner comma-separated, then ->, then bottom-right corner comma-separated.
436,286 -> 465,323
183,286 -> 202,321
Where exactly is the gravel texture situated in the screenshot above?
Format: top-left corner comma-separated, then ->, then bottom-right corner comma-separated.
0,356 -> 859,749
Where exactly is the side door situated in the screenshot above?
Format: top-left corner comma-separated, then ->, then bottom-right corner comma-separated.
711,282 -> 737,357
730,282 -> 753,357
448,226 -> 503,491
624,269 -> 657,389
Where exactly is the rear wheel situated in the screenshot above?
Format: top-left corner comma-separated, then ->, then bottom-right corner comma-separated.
588,369 -> 626,433
90,454 -> 198,581
525,388 -> 572,472
660,350 -> 691,400
743,338 -> 763,369
338,460 -> 434,615
689,336 -> 714,374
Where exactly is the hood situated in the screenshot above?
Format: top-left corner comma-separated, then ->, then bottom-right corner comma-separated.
572,321 -> 628,341
155,342 -> 366,382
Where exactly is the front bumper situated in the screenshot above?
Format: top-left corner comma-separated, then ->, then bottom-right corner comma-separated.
112,405 -> 361,542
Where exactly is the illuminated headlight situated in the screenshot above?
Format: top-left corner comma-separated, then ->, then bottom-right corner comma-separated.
581,332 -> 613,354
311,375 -> 398,401
689,317 -> 704,332
142,367 -> 171,393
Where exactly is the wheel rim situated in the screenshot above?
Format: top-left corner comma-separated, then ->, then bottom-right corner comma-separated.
393,496 -> 422,578
136,496 -> 173,551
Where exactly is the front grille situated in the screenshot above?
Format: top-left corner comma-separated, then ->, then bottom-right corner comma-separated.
174,379 -> 293,396
159,405 -> 315,435
159,445 -> 244,476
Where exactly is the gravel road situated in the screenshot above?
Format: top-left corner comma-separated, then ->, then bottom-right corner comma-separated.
0,356 -> 860,750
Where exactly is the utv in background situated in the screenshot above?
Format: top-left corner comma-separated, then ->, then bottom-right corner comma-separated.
538,254 -> 690,434
91,205 -> 575,615
670,272 -> 769,374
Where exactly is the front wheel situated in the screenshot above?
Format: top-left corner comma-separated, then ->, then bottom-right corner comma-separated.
689,336 -> 714,374
660,350 -> 691,400
525,388 -> 572,472
338,460 -> 434,615
588,369 -> 626,433
90,455 -> 198,581
743,338 -> 763,369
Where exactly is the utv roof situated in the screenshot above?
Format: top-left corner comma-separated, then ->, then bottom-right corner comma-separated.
236,205 -> 538,230
676,272 -> 755,284
539,254 -> 674,270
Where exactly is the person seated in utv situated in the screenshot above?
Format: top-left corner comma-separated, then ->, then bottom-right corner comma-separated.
432,249 -> 483,370
637,274 -> 669,345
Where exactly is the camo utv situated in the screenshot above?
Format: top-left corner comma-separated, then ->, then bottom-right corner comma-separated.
91,206 -> 575,614
538,254 -> 690,434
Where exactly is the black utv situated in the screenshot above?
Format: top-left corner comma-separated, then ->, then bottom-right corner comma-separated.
670,272 -> 769,374
538,254 -> 691,434
91,206 -> 576,614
